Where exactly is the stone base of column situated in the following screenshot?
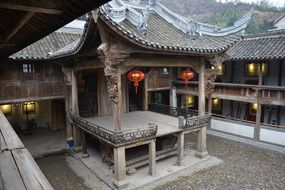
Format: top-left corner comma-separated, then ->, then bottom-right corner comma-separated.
195,151 -> 208,159
176,160 -> 185,166
82,153 -> 89,158
149,169 -> 157,176
73,146 -> 82,153
113,179 -> 129,189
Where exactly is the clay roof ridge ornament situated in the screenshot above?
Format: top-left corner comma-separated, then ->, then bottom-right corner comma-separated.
138,7 -> 150,35
149,0 -> 156,6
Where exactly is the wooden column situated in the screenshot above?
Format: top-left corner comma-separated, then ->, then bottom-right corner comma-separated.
114,73 -> 122,131
177,130 -> 184,166
64,93 -> 73,139
207,95 -> 212,114
196,59 -> 208,158
207,95 -> 212,129
81,131 -> 89,158
148,139 -> 156,176
62,67 -> 74,144
113,146 -> 128,189
254,63 -> 262,141
143,72 -> 148,111
71,70 -> 81,147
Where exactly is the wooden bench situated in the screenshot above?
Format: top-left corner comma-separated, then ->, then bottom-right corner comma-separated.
0,112 -> 53,190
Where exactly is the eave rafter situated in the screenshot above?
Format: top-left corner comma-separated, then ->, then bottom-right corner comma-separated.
5,12 -> 34,41
0,1 -> 62,15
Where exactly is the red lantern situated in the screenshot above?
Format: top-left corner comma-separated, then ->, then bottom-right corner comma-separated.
179,69 -> 194,87
128,70 -> 145,94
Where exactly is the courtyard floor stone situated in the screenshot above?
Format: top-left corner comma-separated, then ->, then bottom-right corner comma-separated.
153,135 -> 285,190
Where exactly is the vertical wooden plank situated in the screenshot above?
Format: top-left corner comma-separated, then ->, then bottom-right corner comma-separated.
0,112 -> 24,150
12,149 -> 53,190
0,130 -> 8,151
0,151 -> 26,190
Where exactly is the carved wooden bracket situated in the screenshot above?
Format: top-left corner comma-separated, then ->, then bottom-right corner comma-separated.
205,69 -> 217,93
98,43 -> 131,104
209,53 -> 229,68
62,67 -> 72,85
205,53 -> 229,93
106,74 -> 119,104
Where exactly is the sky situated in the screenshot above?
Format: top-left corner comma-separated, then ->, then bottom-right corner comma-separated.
217,0 -> 284,7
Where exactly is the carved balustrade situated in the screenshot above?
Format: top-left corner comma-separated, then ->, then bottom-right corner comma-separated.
70,114 -> 157,146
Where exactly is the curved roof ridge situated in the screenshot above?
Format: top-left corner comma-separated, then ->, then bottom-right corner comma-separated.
104,0 -> 253,37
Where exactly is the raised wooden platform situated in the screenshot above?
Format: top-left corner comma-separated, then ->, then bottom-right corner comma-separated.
85,111 -> 181,137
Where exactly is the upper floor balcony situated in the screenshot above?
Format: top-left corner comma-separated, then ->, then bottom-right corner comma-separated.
174,81 -> 285,106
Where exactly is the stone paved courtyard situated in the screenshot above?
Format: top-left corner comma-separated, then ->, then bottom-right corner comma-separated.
154,134 -> 285,190
36,135 -> 285,190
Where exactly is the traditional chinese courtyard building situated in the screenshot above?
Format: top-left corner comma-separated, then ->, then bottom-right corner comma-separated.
2,0 -> 251,188
4,0 -> 285,189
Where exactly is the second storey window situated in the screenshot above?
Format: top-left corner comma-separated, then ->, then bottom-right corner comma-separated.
245,63 -> 268,77
22,64 -> 34,73
212,63 -> 225,76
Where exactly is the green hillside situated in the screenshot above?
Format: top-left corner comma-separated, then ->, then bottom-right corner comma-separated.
158,0 -> 284,34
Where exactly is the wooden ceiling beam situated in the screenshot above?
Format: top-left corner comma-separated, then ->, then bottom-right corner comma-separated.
5,12 -> 34,40
0,2 -> 62,14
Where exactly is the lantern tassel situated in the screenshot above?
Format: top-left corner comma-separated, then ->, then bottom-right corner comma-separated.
135,86 -> 138,94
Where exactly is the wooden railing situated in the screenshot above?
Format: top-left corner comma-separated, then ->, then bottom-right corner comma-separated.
149,103 -> 198,117
174,81 -> 285,104
0,111 -> 53,190
70,114 -> 157,146
148,103 -> 211,129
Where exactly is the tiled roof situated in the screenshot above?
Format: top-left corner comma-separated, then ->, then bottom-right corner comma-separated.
9,31 -> 81,60
227,30 -> 285,60
99,0 -> 252,54
100,10 -> 241,54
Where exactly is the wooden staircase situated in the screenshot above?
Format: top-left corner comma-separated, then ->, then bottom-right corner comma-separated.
79,93 -> 96,118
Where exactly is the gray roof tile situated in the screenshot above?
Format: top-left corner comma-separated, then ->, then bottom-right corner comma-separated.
228,30 -> 285,60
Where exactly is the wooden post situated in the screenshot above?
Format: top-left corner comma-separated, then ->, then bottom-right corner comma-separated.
196,58 -> 208,158
114,73 -> 122,131
148,139 -> 156,176
254,100 -> 261,141
143,72 -> 148,111
207,94 -> 212,129
113,146 -> 128,189
81,131 -> 89,158
254,63 -> 262,141
258,63 -> 263,86
71,69 -> 81,147
207,94 -> 212,114
65,94 -> 73,139
177,131 -> 184,166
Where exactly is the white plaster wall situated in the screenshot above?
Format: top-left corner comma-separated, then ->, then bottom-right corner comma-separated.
211,119 -> 254,138
260,128 -> 285,146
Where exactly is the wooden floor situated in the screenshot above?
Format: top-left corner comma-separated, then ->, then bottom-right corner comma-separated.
85,111 -> 181,137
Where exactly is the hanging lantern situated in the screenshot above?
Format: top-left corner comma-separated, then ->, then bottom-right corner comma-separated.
128,70 -> 145,94
179,69 -> 194,87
